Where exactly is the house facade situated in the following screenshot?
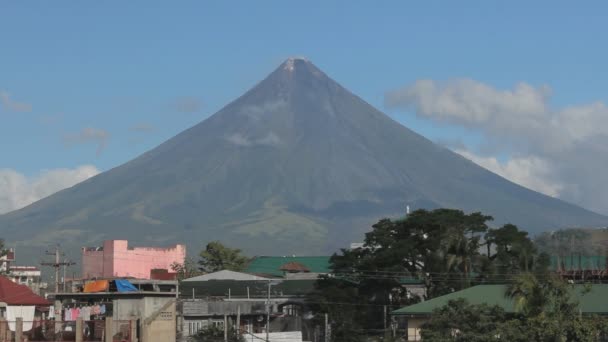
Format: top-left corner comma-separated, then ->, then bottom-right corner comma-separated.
6,266 -> 45,295
179,270 -> 317,341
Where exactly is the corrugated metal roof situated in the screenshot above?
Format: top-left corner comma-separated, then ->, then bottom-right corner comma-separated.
0,276 -> 50,306
183,270 -> 272,282
392,284 -> 608,316
179,279 -> 317,298
245,256 -> 331,277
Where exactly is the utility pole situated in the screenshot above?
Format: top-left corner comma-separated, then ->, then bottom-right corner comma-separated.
266,281 -> 271,342
324,313 -> 329,342
41,245 -> 75,293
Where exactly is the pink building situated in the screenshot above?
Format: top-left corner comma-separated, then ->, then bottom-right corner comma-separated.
81,240 -> 186,279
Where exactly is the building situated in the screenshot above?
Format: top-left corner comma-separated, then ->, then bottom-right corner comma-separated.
245,256 -> 331,279
1,247 -> 47,295
0,249 -> 15,273
81,240 -> 186,279
0,276 -> 51,337
52,278 -> 178,342
6,266 -> 45,295
179,270 -> 314,341
391,284 -> 608,341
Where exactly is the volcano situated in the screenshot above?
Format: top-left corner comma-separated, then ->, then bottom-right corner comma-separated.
2,58 -> 607,262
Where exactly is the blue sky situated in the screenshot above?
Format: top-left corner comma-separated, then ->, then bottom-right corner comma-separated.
1,2 -> 608,214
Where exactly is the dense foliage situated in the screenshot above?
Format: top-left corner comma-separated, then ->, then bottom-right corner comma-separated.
422,273 -> 608,341
198,241 -> 249,273
187,324 -> 245,342
306,209 -> 552,339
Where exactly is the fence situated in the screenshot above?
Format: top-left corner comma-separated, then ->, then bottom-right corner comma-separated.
0,318 -> 134,342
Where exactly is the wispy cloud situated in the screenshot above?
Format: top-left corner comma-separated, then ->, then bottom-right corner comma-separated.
226,132 -> 282,147
387,78 -> 608,214
0,90 -> 32,112
64,127 -> 109,156
0,165 -> 100,214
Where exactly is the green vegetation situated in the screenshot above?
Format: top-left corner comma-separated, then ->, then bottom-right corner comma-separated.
170,257 -> 202,281
171,241 -> 249,280
187,324 -> 245,342
422,273 -> 608,341
306,209 -> 608,340
197,241 -> 249,273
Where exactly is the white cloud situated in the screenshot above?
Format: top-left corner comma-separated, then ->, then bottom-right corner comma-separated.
455,150 -> 563,197
0,90 -> 32,112
386,78 -> 608,214
64,127 -> 109,156
226,132 -> 282,147
238,100 -> 288,121
0,165 -> 100,214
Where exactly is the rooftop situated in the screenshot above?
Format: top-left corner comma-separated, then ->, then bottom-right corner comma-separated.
392,284 -> 608,316
0,276 -> 50,306
245,256 -> 331,278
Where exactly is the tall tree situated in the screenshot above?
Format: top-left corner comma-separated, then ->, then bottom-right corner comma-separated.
485,224 -> 542,276
171,257 -> 202,280
198,241 -> 249,273
308,209 -> 496,339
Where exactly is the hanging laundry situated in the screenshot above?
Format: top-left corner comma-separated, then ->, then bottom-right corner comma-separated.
82,306 -> 91,321
6,306 -> 35,331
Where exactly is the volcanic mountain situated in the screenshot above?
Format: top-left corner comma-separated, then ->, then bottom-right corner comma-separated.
2,58 -> 607,262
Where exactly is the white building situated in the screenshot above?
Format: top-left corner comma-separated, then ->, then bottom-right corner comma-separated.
6,266 -> 46,295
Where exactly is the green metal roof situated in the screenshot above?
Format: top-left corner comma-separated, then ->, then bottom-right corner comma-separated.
392,284 -> 608,316
245,256 -> 331,277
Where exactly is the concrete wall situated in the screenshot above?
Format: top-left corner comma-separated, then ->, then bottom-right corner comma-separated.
142,301 -> 176,342
81,249 -> 104,278
81,240 -> 186,279
113,297 -> 176,342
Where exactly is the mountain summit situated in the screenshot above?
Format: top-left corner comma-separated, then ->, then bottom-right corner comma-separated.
2,59 -> 607,262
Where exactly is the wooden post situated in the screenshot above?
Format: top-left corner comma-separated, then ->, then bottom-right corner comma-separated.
224,314 -> 228,342
236,306 -> 241,337
54,300 -> 63,337
0,318 -> 6,342
384,305 -> 388,338
130,319 -> 138,342
105,317 -> 113,342
324,313 -> 329,342
15,318 -> 23,342
76,317 -> 83,342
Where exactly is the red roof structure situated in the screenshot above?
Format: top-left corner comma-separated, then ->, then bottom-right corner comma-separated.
0,276 -> 50,306
150,269 -> 178,281
279,262 -> 311,273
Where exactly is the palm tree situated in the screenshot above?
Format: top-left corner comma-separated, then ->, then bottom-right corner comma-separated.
507,272 -> 548,317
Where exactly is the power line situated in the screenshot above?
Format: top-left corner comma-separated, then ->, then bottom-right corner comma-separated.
40,245 -> 75,293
